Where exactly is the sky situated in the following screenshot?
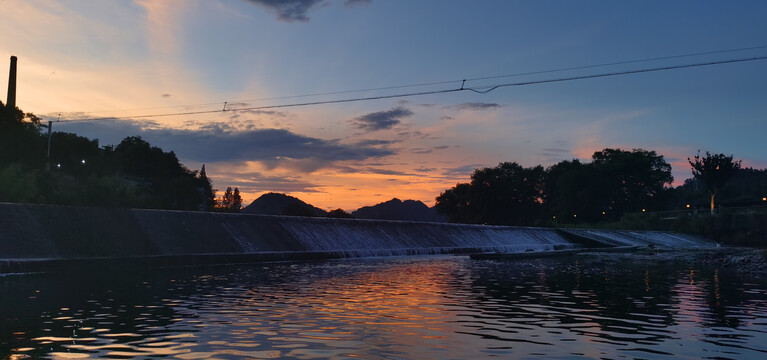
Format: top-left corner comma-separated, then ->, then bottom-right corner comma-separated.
2,0 -> 766,211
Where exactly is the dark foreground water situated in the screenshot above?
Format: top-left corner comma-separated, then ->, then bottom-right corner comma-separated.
2,254 -> 767,359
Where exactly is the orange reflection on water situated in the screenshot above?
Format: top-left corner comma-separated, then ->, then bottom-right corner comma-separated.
237,260 -> 467,356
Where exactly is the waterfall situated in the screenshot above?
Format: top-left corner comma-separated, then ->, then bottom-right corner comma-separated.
0,203 -> 714,269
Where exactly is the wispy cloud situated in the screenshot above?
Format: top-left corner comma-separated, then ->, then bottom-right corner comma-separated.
351,107 -> 413,131
443,164 -> 487,177
241,0 -> 324,22
223,171 -> 323,194
444,102 -> 501,111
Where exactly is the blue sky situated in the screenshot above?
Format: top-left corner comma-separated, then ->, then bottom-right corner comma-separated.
2,0 -> 766,210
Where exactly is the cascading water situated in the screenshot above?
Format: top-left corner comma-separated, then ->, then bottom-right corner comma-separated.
0,203 -> 714,273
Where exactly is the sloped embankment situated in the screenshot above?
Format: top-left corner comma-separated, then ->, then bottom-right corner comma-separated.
0,203 -> 713,272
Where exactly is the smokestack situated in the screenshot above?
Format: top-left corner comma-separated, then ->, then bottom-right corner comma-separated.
7,56 -> 17,109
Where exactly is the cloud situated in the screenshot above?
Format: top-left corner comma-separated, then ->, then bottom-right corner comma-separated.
443,164 -> 487,177
351,107 -> 413,131
242,0 -> 325,22
444,102 -> 501,111
59,119 -> 394,172
354,139 -> 401,147
540,147 -> 571,155
224,171 -> 323,194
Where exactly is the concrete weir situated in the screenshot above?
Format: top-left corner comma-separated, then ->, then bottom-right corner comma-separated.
0,203 -> 713,273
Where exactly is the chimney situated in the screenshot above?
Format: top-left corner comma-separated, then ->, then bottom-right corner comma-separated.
7,56 -> 17,109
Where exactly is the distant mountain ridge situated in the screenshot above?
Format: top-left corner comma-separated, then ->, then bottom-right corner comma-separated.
243,193 -> 446,222
352,198 -> 446,223
242,192 -> 327,217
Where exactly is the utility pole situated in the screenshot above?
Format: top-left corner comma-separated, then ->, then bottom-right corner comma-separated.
6,56 -> 16,109
42,114 -> 59,170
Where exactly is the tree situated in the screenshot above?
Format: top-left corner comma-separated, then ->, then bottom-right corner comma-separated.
590,148 -> 673,217
327,208 -> 352,218
197,164 -> 216,211
217,186 -> 242,212
688,151 -> 742,213
545,159 -> 604,221
435,162 -> 545,226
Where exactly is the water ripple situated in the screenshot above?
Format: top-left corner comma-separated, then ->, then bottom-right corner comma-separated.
2,256 -> 767,359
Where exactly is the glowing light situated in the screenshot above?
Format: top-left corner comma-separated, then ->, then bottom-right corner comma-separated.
601,211 -> 606,215
763,197 -> 766,202
642,209 -> 646,212
81,159 -> 86,164
686,204 -> 691,208
573,214 -> 577,218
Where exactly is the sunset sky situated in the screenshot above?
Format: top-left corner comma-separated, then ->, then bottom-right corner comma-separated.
2,0 -> 766,211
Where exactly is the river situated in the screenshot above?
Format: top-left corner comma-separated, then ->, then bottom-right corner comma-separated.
2,253 -> 766,359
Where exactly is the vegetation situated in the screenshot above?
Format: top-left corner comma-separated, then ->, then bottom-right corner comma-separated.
215,186 -> 243,212
688,151 -> 742,213
436,148 -> 674,226
434,146 -> 766,245
0,102 -> 215,211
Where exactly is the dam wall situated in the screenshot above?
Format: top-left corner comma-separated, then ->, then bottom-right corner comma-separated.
0,203 -> 713,271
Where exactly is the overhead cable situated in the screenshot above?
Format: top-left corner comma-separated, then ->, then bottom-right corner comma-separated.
58,54 -> 767,123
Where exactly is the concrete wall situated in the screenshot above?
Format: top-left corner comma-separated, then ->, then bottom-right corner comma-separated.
0,203 -> 712,268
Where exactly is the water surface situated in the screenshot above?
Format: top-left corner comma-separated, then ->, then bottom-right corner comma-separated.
2,254 -> 766,359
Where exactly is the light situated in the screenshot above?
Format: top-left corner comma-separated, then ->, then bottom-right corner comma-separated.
81,159 -> 86,164
56,163 -> 61,168
686,204 -> 691,208
763,197 -> 767,202
642,209 -> 646,212
601,211 -> 606,215
552,216 -> 556,219
573,214 -> 577,218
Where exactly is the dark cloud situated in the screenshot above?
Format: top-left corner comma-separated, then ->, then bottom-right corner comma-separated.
443,164 -> 487,176
415,167 -> 436,172
243,0 -> 370,22
242,0 -> 325,22
226,172 -> 323,194
59,120 -> 393,172
411,148 -> 432,154
540,148 -> 572,160
351,107 -> 413,131
354,139 -> 400,147
161,93 -> 171,98
444,102 -> 501,111
541,148 -> 570,154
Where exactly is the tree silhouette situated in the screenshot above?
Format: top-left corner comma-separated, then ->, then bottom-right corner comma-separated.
217,186 -> 242,212
436,162 -> 545,226
590,148 -> 673,217
198,164 -> 216,211
688,151 -> 742,213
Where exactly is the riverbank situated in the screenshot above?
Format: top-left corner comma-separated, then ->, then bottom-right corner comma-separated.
572,247 -> 767,278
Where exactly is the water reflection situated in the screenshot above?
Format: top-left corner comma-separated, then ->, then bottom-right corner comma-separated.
2,255 -> 767,359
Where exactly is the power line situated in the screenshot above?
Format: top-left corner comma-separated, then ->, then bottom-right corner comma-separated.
58,45 -> 767,118
462,44 -> 767,83
463,55 -> 767,94
57,54 -> 767,123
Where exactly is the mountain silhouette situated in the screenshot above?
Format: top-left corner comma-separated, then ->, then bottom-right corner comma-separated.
352,198 -> 446,222
242,192 -> 327,217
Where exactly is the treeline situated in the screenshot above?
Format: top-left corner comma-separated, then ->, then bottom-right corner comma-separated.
435,148 -> 766,227
0,102 -> 216,210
